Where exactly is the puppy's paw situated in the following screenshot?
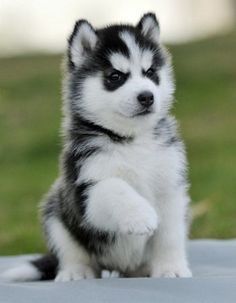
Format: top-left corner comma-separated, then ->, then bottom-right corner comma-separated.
151,262 -> 192,278
119,203 -> 158,236
101,270 -> 120,278
55,264 -> 95,282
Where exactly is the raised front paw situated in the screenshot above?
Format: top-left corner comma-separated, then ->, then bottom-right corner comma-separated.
55,264 -> 95,282
151,262 -> 192,278
118,203 -> 158,236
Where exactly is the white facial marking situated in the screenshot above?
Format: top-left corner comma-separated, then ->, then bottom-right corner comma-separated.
141,49 -> 153,72
120,31 -> 141,68
119,31 -> 154,74
109,53 -> 130,73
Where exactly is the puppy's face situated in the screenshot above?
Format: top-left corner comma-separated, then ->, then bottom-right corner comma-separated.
66,13 -> 174,135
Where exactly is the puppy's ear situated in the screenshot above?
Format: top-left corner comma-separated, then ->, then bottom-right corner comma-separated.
68,20 -> 98,68
137,13 -> 160,44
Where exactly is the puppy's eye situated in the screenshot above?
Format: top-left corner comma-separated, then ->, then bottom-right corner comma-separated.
145,67 -> 156,77
107,71 -> 123,82
104,69 -> 129,91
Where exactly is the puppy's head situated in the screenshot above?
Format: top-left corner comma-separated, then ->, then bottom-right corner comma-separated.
65,13 -> 174,136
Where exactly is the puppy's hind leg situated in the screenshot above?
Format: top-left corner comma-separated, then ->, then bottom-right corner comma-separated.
46,217 -> 95,282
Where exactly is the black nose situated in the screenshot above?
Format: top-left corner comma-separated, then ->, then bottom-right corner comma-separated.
137,91 -> 154,107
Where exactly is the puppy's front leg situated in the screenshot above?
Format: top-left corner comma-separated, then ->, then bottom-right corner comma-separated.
150,191 -> 192,278
84,177 -> 158,235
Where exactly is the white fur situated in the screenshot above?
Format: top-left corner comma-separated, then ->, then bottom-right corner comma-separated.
70,22 -> 97,68
157,54 -> 175,116
84,177 -> 158,235
73,128 -> 191,275
47,218 -> 95,281
150,188 -> 192,278
141,49 -> 155,71
101,270 -> 120,278
140,16 -> 160,44
1,263 -> 41,282
98,234 -> 149,273
109,53 -> 130,74
43,130 -> 191,277
110,49 -> 154,75
79,73 -> 158,135
119,32 -> 154,76
120,31 -> 147,71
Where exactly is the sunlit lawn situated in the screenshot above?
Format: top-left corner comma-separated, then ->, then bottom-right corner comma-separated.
0,31 -> 236,255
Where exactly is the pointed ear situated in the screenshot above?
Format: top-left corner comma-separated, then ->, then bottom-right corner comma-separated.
68,20 -> 98,68
137,13 -> 160,44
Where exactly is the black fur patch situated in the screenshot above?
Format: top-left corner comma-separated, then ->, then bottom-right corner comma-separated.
72,181 -> 115,255
67,22 -> 165,83
97,24 -> 164,70
142,67 -> 160,85
59,183 -> 115,256
71,116 -> 133,143
69,224 -> 115,255
155,117 -> 181,147
96,25 -> 130,65
103,69 -> 130,91
75,181 -> 93,217
62,143 -> 99,184
61,112 -> 132,185
41,178 -> 115,256
31,254 -> 58,280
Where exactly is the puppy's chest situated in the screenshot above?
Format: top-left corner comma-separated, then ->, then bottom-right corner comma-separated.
113,144 -> 157,187
81,137 -> 160,198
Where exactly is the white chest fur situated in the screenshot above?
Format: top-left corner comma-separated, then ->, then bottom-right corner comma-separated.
78,134 -> 182,203
77,134 -> 184,272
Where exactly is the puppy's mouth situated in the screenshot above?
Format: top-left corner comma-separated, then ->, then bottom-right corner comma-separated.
132,108 -> 154,117
116,107 -> 155,119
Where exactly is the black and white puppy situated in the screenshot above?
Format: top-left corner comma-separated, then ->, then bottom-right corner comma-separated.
2,13 -> 192,281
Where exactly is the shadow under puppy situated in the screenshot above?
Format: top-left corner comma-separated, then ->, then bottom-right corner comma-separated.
2,12 -> 192,282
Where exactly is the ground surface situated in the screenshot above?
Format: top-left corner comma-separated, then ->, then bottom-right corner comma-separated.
0,31 -> 235,254
0,240 -> 236,303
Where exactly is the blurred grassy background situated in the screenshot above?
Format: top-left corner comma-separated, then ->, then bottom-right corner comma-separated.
0,31 -> 236,255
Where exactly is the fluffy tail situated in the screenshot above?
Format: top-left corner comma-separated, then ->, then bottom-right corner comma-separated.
1,254 -> 58,282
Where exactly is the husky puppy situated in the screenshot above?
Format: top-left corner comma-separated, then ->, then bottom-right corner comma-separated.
3,13 -> 192,282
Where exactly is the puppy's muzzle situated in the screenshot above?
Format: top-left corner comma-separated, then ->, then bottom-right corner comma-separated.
137,91 -> 154,108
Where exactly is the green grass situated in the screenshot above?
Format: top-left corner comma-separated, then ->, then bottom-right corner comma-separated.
0,32 -> 236,255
